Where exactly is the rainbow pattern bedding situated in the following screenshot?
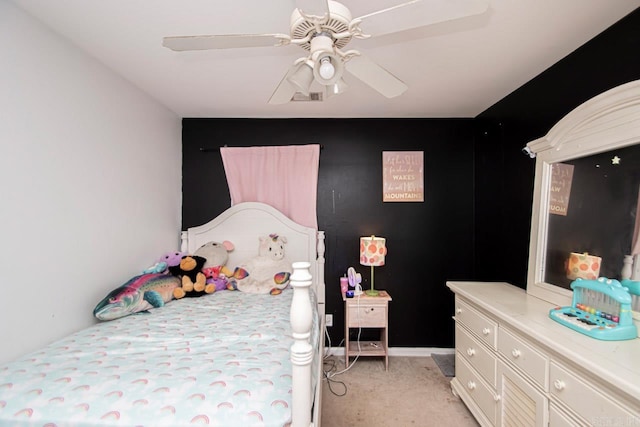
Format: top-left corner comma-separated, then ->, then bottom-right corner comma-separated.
0,289 -> 318,426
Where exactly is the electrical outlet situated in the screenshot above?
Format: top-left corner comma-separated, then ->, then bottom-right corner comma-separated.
325,314 -> 333,327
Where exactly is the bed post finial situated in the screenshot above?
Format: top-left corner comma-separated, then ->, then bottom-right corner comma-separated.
180,231 -> 188,253
290,261 -> 313,427
316,231 -> 326,305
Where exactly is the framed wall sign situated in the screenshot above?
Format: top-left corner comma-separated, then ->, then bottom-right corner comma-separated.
382,151 -> 424,202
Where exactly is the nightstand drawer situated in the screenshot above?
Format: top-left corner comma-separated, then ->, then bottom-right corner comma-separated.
344,291 -> 391,370
347,302 -> 387,327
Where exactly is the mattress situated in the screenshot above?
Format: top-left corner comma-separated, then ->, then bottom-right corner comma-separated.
0,288 -> 317,426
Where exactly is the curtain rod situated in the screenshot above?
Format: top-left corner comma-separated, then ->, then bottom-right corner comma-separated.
200,144 -> 324,153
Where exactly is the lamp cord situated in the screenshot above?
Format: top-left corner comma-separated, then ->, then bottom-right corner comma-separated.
322,295 -> 363,398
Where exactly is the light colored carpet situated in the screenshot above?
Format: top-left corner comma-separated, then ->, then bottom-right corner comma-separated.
320,356 -> 478,427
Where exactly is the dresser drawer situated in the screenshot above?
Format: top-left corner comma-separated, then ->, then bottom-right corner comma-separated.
498,327 -> 548,390
454,296 -> 497,349
456,323 -> 497,387
455,353 -> 498,425
549,403 -> 581,427
549,361 -> 636,424
347,302 -> 387,328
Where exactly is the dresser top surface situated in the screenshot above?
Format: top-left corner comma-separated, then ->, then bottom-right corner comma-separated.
447,281 -> 640,403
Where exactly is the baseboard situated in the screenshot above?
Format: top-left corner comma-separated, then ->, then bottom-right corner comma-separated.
325,347 -> 454,357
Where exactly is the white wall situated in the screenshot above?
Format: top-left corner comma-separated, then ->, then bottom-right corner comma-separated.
0,2 -> 182,364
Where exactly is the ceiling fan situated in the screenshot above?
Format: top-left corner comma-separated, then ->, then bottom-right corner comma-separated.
162,0 -> 488,104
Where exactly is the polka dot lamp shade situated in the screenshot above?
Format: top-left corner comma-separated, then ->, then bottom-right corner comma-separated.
360,236 -> 386,296
566,252 -> 601,280
360,236 -> 386,267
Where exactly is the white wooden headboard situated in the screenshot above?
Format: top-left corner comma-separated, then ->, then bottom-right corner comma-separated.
180,202 -> 325,304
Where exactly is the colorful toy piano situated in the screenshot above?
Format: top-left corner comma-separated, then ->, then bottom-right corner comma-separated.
549,277 -> 638,341
621,278 -> 640,313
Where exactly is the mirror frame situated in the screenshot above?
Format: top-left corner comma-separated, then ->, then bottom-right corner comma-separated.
526,79 -> 640,307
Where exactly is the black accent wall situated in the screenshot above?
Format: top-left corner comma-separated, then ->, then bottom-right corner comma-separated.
182,8 -> 640,349
183,119 -> 475,348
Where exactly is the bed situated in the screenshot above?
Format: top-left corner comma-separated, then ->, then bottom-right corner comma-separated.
0,202 -> 326,427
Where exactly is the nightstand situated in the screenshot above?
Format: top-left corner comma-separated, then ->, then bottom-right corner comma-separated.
343,290 -> 392,370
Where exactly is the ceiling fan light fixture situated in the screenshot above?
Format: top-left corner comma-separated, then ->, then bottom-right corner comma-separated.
318,57 -> 335,80
309,33 -> 343,85
313,53 -> 343,85
287,61 -> 314,95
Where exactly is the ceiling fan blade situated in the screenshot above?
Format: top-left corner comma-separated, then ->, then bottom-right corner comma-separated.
268,64 -> 301,105
345,54 -> 408,98
294,0 -> 329,17
162,34 -> 289,51
354,0 -> 488,38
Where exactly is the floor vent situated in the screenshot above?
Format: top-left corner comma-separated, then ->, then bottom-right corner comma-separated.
291,92 -> 323,102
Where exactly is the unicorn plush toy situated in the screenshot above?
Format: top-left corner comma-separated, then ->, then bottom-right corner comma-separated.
232,234 -> 292,295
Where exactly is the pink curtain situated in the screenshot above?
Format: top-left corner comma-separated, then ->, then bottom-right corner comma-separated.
220,144 -> 320,229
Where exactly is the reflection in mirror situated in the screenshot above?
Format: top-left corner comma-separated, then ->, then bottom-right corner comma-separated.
544,144 -> 640,290
526,80 -> 640,321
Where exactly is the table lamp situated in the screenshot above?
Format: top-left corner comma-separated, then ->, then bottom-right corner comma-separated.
360,235 -> 386,296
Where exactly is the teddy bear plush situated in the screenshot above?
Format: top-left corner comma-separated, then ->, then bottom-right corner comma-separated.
233,234 -> 292,295
194,241 -> 236,291
169,255 -> 211,299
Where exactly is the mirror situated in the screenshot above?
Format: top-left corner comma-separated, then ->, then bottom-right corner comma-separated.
526,80 -> 640,312
544,145 -> 640,290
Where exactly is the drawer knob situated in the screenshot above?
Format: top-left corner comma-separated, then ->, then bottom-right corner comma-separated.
456,308 -> 462,314
553,379 -> 566,391
466,348 -> 476,357
482,327 -> 491,336
467,381 -> 476,390
511,349 -> 521,358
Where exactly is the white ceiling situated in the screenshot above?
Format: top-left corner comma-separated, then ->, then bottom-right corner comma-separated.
10,0 -> 640,118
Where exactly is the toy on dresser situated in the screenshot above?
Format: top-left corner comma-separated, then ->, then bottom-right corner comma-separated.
621,278 -> 640,313
549,277 -> 638,341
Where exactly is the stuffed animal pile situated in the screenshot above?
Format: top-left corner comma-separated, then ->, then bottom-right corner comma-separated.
93,234 -> 290,322
233,234 -> 292,295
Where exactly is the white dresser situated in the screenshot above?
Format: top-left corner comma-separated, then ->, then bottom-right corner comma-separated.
447,281 -> 640,427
